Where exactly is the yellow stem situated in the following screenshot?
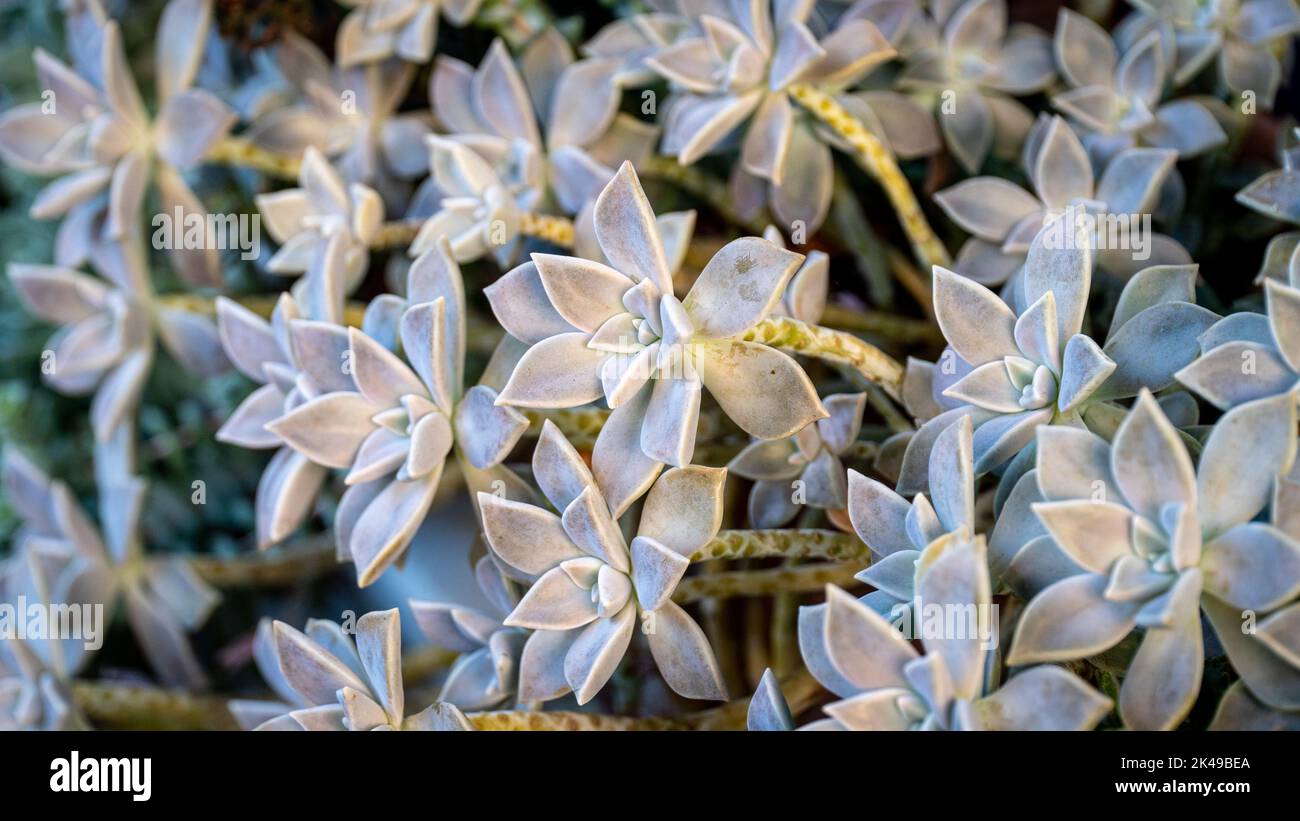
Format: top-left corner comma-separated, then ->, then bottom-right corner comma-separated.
639,154 -> 769,234
690,529 -> 869,563
673,561 -> 863,604
371,212 -> 576,253
73,682 -> 238,730
740,315 -> 905,401
788,83 -> 951,273
206,136 -> 302,180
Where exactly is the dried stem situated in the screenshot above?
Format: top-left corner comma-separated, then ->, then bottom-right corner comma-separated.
206,136 -> 302,179
789,83 -> 951,273
73,681 -> 239,730
691,529 -> 869,563
466,710 -> 688,730
673,561 -> 862,604
740,315 -> 905,400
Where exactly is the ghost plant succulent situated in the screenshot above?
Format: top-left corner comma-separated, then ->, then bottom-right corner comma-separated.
479,423 -> 728,704
0,0 -> 234,285
789,533 -> 1110,730
1126,0 -> 1300,109
256,609 -> 472,730
1177,277 -> 1300,409
488,162 -> 827,516
935,115 -> 1183,284
336,0 -> 485,67
897,0 -> 1056,174
256,147 -> 384,317
411,34 -> 656,264
1052,9 -> 1228,159
266,240 -> 526,586
2,450 -> 219,689
1005,391 -> 1299,728
646,0 -> 896,229
6,0 -> 1300,739
729,392 -> 866,527
898,228 -> 1217,494
410,554 -> 527,711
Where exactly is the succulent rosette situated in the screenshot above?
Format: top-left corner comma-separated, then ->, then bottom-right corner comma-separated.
1052,9 -> 1228,161
256,608 -> 472,731
487,162 -> 827,516
0,0 -> 235,285
1004,390 -> 1300,729
896,0 -> 1056,174
646,0 -> 897,229
410,34 -> 658,264
897,228 -> 1217,494
767,532 -> 1111,731
335,0 -> 486,67
479,423 -> 729,704
1124,0 -> 1300,110
935,115 -> 1185,285
410,554 -> 528,711
263,239 -> 527,586
1,450 -> 219,690
729,392 -> 865,527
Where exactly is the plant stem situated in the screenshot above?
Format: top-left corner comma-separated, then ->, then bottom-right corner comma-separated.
466,711 -> 688,730
156,292 -> 368,328
73,682 -> 238,730
690,529 -> 869,563
820,303 -> 941,344
740,315 -> 905,400
190,537 -> 339,588
673,561 -> 862,604
371,211 -> 576,251
788,83 -> 950,273
206,136 -> 301,179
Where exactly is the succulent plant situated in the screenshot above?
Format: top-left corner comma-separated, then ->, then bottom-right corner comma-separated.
487,162 -> 826,515
336,0 -> 485,67
255,608 -> 473,730
2,450 -> 219,689
896,0 -> 1055,174
729,392 -> 865,527
1177,277 -> 1300,409
1,0 -> 1297,739
646,0 -> 897,229
0,0 -> 234,285
256,147 -> 384,316
792,533 -> 1111,730
935,115 -> 1184,284
1052,9 -> 1227,159
245,34 -> 432,206
1004,390 -> 1300,729
410,35 -> 657,264
1125,0 -> 1300,110
410,554 -> 527,710
478,422 -> 728,704
266,239 -> 527,585
898,229 -> 1217,494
